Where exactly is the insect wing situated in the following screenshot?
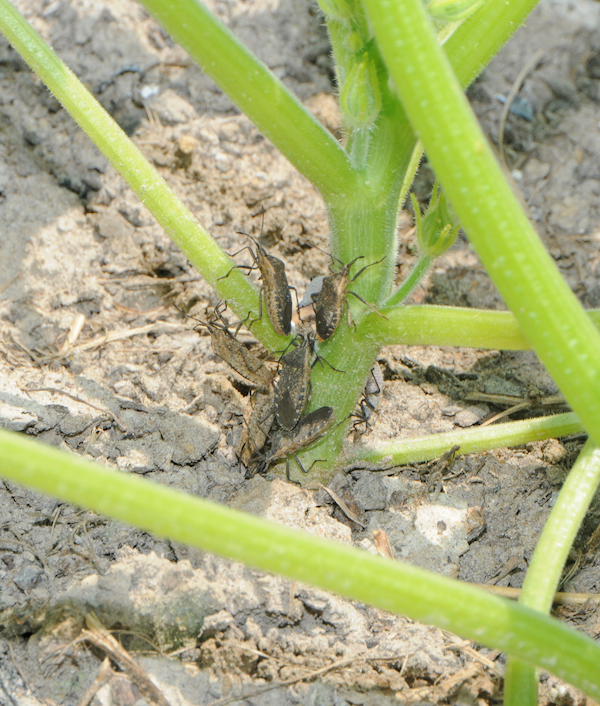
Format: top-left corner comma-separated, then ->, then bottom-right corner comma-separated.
274,341 -> 311,430
257,248 -> 293,336
275,389 -> 297,430
210,328 -> 273,388
270,406 -> 335,462
294,406 -> 335,446
314,271 -> 346,340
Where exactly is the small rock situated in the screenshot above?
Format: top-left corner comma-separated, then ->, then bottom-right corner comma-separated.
110,676 -> 137,706
454,406 -> 487,427
199,610 -> 235,638
0,404 -> 37,432
153,89 -> 196,125
352,473 -> 387,511
13,563 -> 43,592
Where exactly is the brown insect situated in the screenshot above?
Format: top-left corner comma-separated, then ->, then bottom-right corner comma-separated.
251,405 -> 335,480
313,255 -> 386,341
191,304 -> 274,389
274,333 -> 313,431
221,231 -> 293,337
236,386 -> 276,467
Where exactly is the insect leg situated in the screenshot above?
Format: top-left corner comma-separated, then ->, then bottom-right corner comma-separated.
292,453 -> 324,475
348,257 -> 385,283
289,285 -> 304,323
285,457 -> 302,486
347,291 -> 389,319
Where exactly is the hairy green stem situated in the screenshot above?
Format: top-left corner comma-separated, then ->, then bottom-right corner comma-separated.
385,255 -> 432,307
504,440 -> 600,705
0,0 -> 288,351
1,428 -> 600,699
354,412 -> 582,466
304,0 -> 543,465
363,0 -> 600,449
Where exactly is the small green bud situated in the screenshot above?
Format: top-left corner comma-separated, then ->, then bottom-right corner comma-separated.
411,183 -> 459,258
343,30 -> 365,54
427,0 -> 484,22
340,54 -> 382,129
316,0 -> 353,21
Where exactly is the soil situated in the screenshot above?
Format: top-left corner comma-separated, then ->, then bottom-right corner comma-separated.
1,0 -> 600,704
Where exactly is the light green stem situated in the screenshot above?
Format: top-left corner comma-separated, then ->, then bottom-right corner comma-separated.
359,306 -> 600,350
0,0 -> 287,351
504,440 -> 600,705
444,0 -> 541,88
385,255 -> 432,307
354,413 -> 582,466
1,427 -> 600,699
363,0 -> 600,449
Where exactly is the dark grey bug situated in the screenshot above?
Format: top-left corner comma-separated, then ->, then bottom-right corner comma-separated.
236,386 -> 276,467
312,255 -> 386,341
249,406 -> 335,480
248,233 -> 293,337
274,333 -> 314,431
352,362 -> 384,432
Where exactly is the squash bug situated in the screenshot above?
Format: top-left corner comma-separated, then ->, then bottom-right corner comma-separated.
274,333 -> 313,431
220,228 -> 293,336
251,405 -> 335,480
313,255 -> 385,341
191,305 -> 274,390
236,386 -> 276,467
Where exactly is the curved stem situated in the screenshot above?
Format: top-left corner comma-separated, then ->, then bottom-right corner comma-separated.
354,412 -> 582,466
504,440 -> 600,705
385,255 -> 432,307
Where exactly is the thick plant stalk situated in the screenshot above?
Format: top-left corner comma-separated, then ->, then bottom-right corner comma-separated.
504,440 -> 600,705
1,427 -> 600,700
362,0 -> 600,450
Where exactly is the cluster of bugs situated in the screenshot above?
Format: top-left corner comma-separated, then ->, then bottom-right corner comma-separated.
194,226 -> 385,480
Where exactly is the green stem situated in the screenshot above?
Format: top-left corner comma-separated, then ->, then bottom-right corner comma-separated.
138,0 -> 358,202
504,440 -> 600,705
397,141 -> 424,208
363,0 -> 600,449
444,0 -> 541,88
358,306 -> 600,350
385,255 -> 432,307
296,323 -> 382,483
354,412 -> 582,466
1,428 -> 600,699
0,0 -> 287,351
